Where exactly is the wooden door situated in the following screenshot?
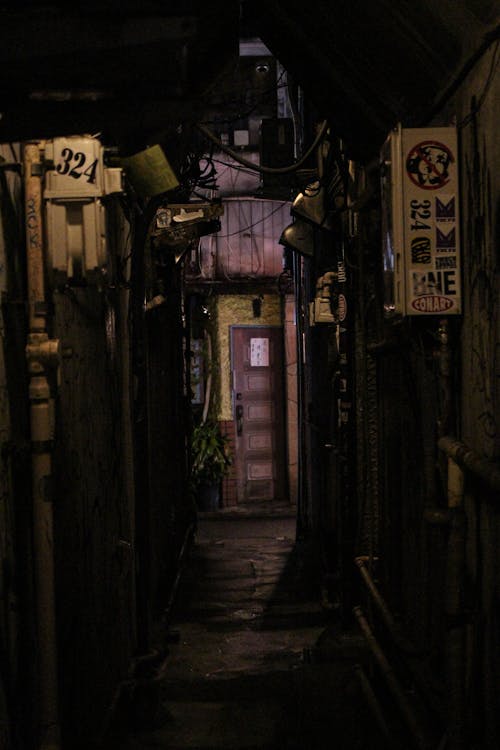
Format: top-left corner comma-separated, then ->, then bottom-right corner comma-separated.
231,326 -> 286,503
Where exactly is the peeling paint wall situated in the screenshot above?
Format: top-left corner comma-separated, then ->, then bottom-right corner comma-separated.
445,46 -> 500,749
350,42 -> 500,749
454,49 -> 500,460
284,294 -> 298,506
0,142 -> 34,747
215,293 -> 282,421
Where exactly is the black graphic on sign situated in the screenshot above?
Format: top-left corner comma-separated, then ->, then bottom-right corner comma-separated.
56,147 -> 99,183
436,196 -> 455,220
411,236 -> 431,264
436,227 -> 456,250
409,198 -> 431,231
413,270 -> 457,296
406,140 -> 454,190
436,256 -> 457,270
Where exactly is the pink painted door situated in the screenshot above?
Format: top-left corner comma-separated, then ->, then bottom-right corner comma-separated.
231,326 -> 286,503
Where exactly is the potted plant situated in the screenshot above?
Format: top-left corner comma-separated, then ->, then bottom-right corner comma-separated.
190,420 -> 231,511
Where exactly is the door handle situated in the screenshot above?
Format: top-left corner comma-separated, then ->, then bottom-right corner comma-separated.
236,404 -> 244,435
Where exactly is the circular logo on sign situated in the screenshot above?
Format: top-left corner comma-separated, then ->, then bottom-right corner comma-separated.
406,140 -> 454,190
411,295 -> 454,313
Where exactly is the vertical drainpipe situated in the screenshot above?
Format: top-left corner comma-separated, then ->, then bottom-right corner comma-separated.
437,319 -> 466,749
445,455 -> 466,750
293,250 -> 306,538
23,142 -> 62,750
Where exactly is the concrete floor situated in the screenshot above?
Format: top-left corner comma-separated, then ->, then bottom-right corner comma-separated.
112,505 -> 383,749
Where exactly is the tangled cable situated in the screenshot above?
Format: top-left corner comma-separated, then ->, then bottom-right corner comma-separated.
196,119 -> 329,175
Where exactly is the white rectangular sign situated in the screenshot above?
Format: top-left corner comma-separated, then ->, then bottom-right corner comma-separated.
402,127 -> 461,315
250,338 -> 269,367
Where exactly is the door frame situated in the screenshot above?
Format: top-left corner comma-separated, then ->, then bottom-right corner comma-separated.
229,324 -> 288,504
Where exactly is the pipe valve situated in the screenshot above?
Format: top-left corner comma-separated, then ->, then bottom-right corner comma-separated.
26,333 -> 61,373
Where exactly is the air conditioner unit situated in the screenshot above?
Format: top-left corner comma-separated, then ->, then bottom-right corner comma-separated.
380,124 -> 461,316
44,136 -> 123,283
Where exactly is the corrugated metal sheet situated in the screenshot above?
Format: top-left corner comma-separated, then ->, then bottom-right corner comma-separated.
199,198 -> 290,280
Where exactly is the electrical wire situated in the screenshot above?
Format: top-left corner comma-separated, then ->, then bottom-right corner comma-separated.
424,24 -> 500,124
458,38 -> 500,128
217,200 -> 290,238
212,157 -> 262,178
179,147 -> 219,195
196,119 -> 329,175
201,68 -> 288,126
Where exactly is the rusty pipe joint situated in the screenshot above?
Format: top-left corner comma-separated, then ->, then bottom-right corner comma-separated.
439,435 -> 500,494
26,333 -> 61,374
28,375 -> 50,402
424,507 -> 452,525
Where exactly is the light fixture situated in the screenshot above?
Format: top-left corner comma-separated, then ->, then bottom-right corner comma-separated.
252,295 -> 264,317
279,220 -> 314,256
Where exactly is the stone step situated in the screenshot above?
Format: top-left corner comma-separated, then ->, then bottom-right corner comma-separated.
125,699 -> 285,749
162,668 -> 299,702
113,513 -> 387,750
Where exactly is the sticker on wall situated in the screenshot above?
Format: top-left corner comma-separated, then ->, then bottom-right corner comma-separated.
435,195 -> 455,221
436,227 -> 456,252
403,128 -> 460,315
435,256 -> 457,270
250,338 -> 269,367
411,295 -> 454,313
411,236 -> 432,264
338,293 -> 347,322
382,125 -> 461,315
406,140 -> 454,190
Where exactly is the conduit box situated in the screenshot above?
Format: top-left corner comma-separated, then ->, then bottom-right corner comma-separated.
44,136 -> 123,283
380,124 -> 461,316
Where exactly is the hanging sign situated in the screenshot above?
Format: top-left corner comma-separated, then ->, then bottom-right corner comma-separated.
402,128 -> 461,315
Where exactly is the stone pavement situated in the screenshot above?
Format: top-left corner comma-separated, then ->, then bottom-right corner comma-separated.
112,505 -> 380,749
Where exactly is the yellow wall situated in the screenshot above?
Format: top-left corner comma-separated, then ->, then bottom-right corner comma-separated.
215,294 -> 282,420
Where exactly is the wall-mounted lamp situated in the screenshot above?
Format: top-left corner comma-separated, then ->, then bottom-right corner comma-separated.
252,295 -> 264,317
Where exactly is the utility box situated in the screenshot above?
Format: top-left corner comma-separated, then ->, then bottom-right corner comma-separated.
260,118 -> 295,198
44,136 -> 123,283
380,124 -> 461,316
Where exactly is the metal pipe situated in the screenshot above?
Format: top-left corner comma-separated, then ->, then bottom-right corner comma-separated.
443,456 -> 466,750
438,436 -> 500,494
201,330 -> 212,425
354,664 -> 397,746
24,142 -> 61,750
102,520 -> 195,743
437,319 -> 452,438
164,522 -> 196,625
355,557 -> 398,638
353,606 -> 429,750
25,144 -> 45,335
355,557 -> 445,719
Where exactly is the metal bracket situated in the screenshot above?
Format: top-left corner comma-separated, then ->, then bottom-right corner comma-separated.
31,162 -> 44,176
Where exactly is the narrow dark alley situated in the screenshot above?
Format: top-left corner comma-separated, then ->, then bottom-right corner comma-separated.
113,506 -> 376,750
0,4 -> 499,750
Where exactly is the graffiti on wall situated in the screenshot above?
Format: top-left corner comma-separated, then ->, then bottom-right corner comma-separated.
463,111 -> 499,454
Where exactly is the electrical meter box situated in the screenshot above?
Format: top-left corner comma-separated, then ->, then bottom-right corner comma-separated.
44,136 -> 123,283
380,124 -> 461,316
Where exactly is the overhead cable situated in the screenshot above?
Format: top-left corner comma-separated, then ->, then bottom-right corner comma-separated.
218,201 -> 289,238
424,24 -> 500,124
196,119 -> 328,175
